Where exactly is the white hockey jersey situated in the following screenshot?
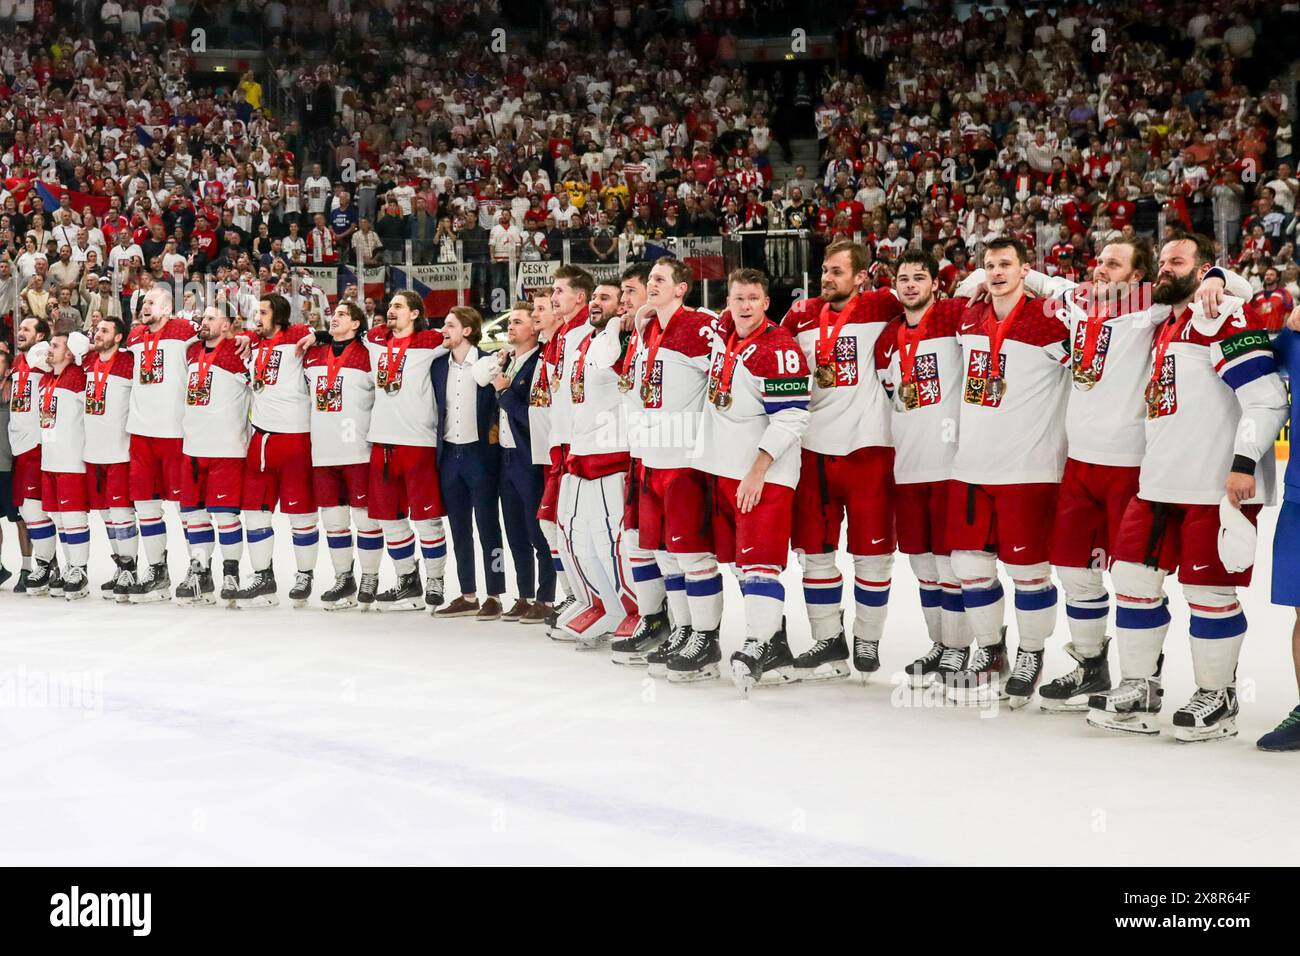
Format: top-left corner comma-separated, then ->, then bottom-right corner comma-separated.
125,318 -> 199,439
82,349 -> 133,465
7,353 -> 45,457
629,304 -> 717,470
304,340 -> 374,467
39,363 -> 87,473
363,326 -> 446,447
248,323 -> 313,434
181,340 -> 252,459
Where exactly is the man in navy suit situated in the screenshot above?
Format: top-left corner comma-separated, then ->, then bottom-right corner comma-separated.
431,306 -> 506,620
475,302 -> 555,624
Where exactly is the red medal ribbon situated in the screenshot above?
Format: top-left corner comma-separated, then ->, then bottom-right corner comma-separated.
1076,287 -> 1112,373
895,302 -> 935,384
717,319 -> 771,399
90,352 -> 114,402
40,366 -> 62,415
323,340 -> 358,391
139,325 -> 165,381
816,295 -> 857,367
384,332 -> 413,386
194,339 -> 228,388
253,331 -> 284,386
984,294 -> 1031,378
1150,307 -> 1192,386
640,312 -> 670,393
14,355 -> 34,405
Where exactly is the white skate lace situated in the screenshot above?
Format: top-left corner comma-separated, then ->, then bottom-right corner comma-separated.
966,647 -> 992,672
854,636 -> 878,658
1010,650 -> 1040,683
739,638 -> 764,661
1181,688 -> 1224,719
915,641 -> 943,663
294,572 -> 312,590
938,647 -> 967,670
666,627 -> 691,652
680,630 -> 707,659
1052,665 -> 1085,689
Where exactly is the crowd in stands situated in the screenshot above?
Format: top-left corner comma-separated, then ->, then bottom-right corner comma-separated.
0,0 -> 1297,343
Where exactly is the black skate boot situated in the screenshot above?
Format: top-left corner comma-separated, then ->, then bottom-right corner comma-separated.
1086,655 -> 1164,736
289,570 -> 313,608
357,572 -> 379,610
646,624 -> 692,678
904,641 -> 946,688
100,555 -> 123,599
946,637 -> 1009,705
1173,685 -> 1239,743
113,557 -> 137,603
610,608 -> 670,665
545,593 -> 577,636
14,568 -> 30,593
321,566 -> 357,610
423,572 -> 444,613
176,559 -> 216,606
129,556 -> 171,604
1005,647 -> 1045,710
235,569 -> 279,608
666,627 -> 721,683
48,561 -> 64,598
376,570 -> 423,611
219,560 -> 241,606
1040,640 -> 1112,713
792,630 -> 851,682
853,633 -> 881,681
730,622 -> 799,694
61,565 -> 89,601
25,559 -> 54,596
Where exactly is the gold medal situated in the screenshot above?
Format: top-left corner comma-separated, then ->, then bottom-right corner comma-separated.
549,374 -> 560,394
987,375 -> 1007,403
384,380 -> 401,395
1072,367 -> 1098,388
640,381 -> 652,404
899,380 -> 919,407
814,363 -> 836,388
712,391 -> 732,410
617,373 -> 633,393
1145,379 -> 1161,418
252,379 -> 265,392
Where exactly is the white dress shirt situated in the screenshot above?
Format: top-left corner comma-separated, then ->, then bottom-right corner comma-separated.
444,346 -> 481,444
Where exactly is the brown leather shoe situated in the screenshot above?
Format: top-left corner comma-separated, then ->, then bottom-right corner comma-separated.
476,596 -> 503,621
435,595 -> 480,617
502,598 -> 531,621
520,601 -> 551,625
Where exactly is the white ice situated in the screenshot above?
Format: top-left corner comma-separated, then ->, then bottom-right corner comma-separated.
2,485 -> 1299,866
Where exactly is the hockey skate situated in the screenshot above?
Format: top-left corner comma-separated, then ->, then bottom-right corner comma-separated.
666,627 -> 720,683
903,641 -> 945,687
853,634 -> 880,682
129,559 -> 171,604
423,574 -> 444,613
610,609 -> 670,665
218,560 -> 240,607
48,562 -> 64,598
1086,657 -> 1164,735
1005,647 -> 1045,710
730,623 -> 799,695
61,565 -> 89,601
321,567 -> 358,610
1172,686 -> 1238,743
793,630 -> 852,682
100,556 -> 123,600
113,557 -> 137,603
946,635 -> 1009,705
289,570 -> 313,608
356,572 -> 379,610
24,559 -> 54,596
646,624 -> 692,678
1040,640 -> 1112,713
545,593 -> 577,637
376,570 -> 423,611
175,559 -> 216,607
235,569 -> 279,608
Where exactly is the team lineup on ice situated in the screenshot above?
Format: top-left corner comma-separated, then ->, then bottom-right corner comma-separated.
6,235 -> 1300,866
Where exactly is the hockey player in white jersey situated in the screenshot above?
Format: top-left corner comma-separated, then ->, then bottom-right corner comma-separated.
10,317 -> 58,594
36,330 -> 93,599
553,277 -> 638,646
1087,233 -> 1288,741
690,268 -> 810,692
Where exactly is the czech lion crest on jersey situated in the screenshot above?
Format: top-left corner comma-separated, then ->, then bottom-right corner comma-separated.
375,353 -> 405,394
827,336 -> 859,387
10,377 -> 32,413
641,359 -> 664,409
315,377 -> 343,412
1070,322 -> 1112,383
900,352 -> 942,410
1146,354 -> 1177,419
84,379 -> 106,416
139,349 -> 164,385
963,349 -> 1007,407
186,369 -> 213,406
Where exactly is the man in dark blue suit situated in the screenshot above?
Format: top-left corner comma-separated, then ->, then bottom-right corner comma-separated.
476,302 -> 555,624
431,306 -> 506,620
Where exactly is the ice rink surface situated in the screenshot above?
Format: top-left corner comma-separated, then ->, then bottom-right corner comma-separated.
3,492 -> 1300,867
